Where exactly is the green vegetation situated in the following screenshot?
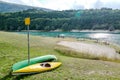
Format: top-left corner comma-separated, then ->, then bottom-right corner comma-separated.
0,31 -> 120,80
1,8 -> 120,31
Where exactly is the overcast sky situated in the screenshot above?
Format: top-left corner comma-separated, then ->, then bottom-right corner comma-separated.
1,0 -> 120,10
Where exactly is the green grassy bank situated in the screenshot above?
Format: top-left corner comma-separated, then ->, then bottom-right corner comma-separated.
0,31 -> 120,80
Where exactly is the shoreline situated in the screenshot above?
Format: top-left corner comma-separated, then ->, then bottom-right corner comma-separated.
15,30 -> 120,33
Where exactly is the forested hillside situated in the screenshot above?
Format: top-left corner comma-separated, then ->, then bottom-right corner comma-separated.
0,8 -> 120,31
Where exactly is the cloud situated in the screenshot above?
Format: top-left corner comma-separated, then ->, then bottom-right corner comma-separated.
103,1 -> 120,9
1,0 -> 120,10
71,1 -> 84,9
93,0 -> 120,9
39,0 -> 82,10
94,0 -> 103,9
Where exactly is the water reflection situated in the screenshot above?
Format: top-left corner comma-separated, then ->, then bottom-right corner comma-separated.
90,33 -> 110,39
88,32 -> 120,45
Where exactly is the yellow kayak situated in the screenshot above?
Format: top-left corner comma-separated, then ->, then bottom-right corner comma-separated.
12,62 -> 61,75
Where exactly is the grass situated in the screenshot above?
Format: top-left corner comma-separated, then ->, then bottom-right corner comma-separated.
0,31 -> 120,80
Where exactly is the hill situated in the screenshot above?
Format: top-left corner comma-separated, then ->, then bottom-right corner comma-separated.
0,8 -> 120,31
0,1 -> 51,12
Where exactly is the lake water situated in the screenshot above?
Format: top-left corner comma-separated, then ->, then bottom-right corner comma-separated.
18,31 -> 120,45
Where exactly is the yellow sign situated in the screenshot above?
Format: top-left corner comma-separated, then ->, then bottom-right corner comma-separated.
25,18 -> 30,25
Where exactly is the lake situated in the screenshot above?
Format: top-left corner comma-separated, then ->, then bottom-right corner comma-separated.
18,31 -> 120,45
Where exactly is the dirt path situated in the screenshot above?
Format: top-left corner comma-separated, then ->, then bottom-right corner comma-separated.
58,41 -> 120,60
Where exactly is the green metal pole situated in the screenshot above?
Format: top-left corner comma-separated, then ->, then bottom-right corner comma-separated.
27,25 -> 30,65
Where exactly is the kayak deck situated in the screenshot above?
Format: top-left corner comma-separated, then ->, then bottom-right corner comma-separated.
12,62 -> 62,75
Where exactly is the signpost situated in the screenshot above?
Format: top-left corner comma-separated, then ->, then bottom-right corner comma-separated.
25,17 -> 30,65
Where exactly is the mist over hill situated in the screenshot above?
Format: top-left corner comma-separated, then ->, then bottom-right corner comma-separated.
0,1 -> 52,12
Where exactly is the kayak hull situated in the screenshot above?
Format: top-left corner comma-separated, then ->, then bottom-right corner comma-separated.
12,62 -> 61,75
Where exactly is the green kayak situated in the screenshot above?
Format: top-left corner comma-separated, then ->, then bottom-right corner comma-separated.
12,55 -> 57,71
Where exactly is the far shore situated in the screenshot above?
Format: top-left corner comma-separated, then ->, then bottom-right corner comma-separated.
18,30 -> 120,33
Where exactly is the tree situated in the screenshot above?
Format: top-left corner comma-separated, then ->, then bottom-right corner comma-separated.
62,23 -> 69,31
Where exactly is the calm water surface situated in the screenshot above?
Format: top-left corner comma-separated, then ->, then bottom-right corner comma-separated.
18,31 -> 120,45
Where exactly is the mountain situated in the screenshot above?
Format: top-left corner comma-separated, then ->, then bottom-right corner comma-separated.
0,1 -> 52,13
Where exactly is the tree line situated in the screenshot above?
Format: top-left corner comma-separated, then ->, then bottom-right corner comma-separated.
0,8 -> 120,31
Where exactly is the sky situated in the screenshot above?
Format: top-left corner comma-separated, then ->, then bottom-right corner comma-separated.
1,0 -> 120,10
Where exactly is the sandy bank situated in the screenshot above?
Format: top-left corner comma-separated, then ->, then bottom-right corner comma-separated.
58,41 -> 120,60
